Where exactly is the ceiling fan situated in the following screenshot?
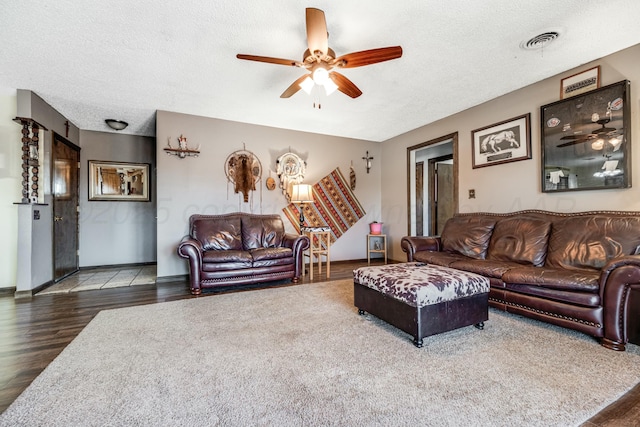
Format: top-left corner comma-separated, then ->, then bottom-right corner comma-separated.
236,8 -> 403,99
557,118 -> 618,148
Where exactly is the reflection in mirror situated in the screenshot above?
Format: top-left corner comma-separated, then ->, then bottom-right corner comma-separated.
88,161 -> 150,201
541,80 -> 630,192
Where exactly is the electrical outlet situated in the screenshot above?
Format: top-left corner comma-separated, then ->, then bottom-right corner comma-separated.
469,189 -> 476,199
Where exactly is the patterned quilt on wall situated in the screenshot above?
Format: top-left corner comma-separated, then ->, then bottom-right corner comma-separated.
283,167 -> 366,243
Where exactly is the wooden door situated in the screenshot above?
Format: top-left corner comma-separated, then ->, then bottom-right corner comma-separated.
436,162 -> 454,235
52,132 -> 80,281
415,161 -> 424,236
428,155 -> 454,235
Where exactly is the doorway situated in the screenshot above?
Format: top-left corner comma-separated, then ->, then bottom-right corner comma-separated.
407,133 -> 458,236
52,132 -> 80,281
428,155 -> 454,236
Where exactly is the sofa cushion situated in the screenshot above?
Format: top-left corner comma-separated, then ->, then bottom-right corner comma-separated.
202,249 -> 252,264
440,216 -> 496,259
414,251 -> 470,267
241,215 -> 285,250
501,266 -> 600,293
487,217 -> 551,266
250,247 -> 293,261
546,216 -> 640,271
449,259 -> 518,279
502,283 -> 601,307
201,250 -> 252,272
192,217 -> 242,251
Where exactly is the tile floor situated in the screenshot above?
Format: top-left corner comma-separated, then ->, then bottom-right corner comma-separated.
37,265 -> 157,295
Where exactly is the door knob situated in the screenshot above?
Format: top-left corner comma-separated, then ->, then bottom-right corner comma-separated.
54,216 -> 63,221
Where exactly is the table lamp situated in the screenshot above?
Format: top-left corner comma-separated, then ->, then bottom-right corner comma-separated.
290,184 -> 314,228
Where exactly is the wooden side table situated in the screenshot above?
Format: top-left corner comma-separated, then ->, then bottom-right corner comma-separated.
367,233 -> 387,265
302,229 -> 331,280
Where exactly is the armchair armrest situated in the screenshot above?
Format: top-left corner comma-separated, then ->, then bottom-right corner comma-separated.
282,233 -> 310,278
599,255 -> 640,350
400,236 -> 441,262
177,236 -> 204,294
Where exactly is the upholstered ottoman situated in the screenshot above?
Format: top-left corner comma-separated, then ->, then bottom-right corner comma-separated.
353,263 -> 490,347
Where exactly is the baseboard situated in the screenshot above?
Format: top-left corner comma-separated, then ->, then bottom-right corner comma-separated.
14,290 -> 34,299
0,287 -> 17,296
156,274 -> 188,283
80,262 -> 156,271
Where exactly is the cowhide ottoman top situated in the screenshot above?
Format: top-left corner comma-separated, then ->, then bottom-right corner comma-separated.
354,262 -> 489,308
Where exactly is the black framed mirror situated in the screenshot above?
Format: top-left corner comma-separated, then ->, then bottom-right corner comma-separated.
541,80 -> 631,192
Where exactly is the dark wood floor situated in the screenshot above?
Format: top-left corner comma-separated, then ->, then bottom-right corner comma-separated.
1,260 -> 638,426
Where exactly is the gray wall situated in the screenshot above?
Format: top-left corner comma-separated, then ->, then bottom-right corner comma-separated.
381,43 -> 640,262
13,90 -> 80,290
155,110 -> 382,278
79,130 -> 157,267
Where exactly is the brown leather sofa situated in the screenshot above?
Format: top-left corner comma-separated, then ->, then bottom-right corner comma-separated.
177,213 -> 310,295
401,210 -> 640,351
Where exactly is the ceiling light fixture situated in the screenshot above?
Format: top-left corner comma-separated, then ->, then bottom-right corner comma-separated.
105,119 -> 128,131
299,67 -> 339,97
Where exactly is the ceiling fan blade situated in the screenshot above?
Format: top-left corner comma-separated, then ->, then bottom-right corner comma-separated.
236,54 -> 305,68
557,139 -> 588,148
329,71 -> 362,98
280,74 -> 311,98
334,46 -> 403,68
560,134 -> 590,141
306,8 -> 328,56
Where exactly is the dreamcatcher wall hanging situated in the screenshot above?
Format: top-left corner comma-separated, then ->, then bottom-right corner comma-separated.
225,146 -> 262,208
276,151 -> 306,203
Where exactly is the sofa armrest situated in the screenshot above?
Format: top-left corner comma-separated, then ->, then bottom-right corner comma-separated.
283,233 -> 310,278
177,236 -> 204,293
401,236 -> 441,262
599,255 -> 640,350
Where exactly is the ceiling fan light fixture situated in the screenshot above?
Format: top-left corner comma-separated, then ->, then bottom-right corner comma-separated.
591,139 -> 604,150
609,137 -> 622,151
312,67 -> 329,85
299,76 -> 315,94
324,78 -> 338,96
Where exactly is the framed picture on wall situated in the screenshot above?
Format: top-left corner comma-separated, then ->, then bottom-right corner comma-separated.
88,161 -> 150,201
541,80 -> 630,193
560,66 -> 600,99
471,113 -> 531,169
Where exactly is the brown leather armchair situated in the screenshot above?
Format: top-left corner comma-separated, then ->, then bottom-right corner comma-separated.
177,213 -> 309,295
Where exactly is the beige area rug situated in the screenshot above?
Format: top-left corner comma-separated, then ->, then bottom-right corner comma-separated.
2,280 -> 639,426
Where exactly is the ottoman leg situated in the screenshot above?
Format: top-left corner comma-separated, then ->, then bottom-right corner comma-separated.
413,337 -> 423,348
474,322 -> 484,330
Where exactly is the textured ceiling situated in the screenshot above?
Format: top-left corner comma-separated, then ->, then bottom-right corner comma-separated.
2,1 -> 640,142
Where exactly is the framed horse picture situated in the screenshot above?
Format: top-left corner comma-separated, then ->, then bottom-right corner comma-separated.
471,113 -> 531,169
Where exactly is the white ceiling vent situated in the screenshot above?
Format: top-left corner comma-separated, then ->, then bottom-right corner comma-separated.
520,31 -> 560,50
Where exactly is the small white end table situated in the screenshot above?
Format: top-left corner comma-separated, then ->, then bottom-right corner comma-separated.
367,233 -> 387,265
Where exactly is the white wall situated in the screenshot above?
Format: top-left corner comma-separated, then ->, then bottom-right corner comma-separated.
79,130 -> 157,267
156,110 -> 381,278
0,88 -> 20,289
381,43 -> 640,262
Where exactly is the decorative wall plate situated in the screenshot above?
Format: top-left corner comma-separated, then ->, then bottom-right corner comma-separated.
276,152 -> 306,202
266,176 -> 276,190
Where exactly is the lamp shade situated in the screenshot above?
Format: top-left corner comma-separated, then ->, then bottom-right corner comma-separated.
291,184 -> 314,203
